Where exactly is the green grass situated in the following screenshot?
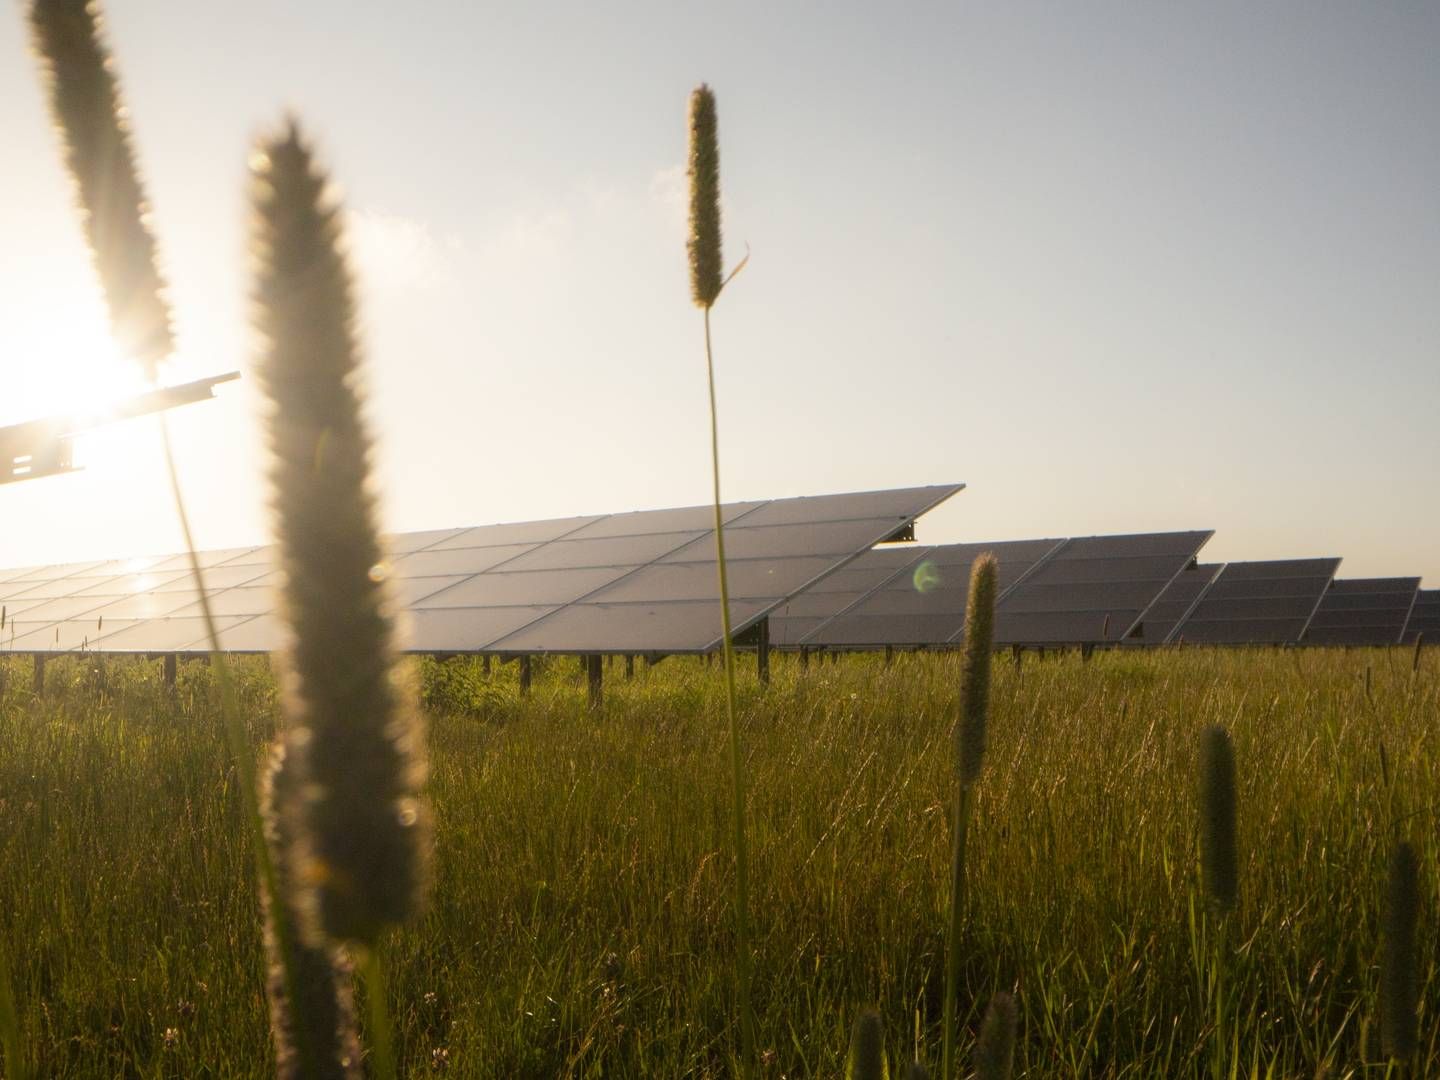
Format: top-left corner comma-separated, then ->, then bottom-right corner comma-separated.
0,647 -> 1436,1077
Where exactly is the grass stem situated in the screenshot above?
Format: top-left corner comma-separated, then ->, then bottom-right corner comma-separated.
941,782 -> 972,1080
704,305 -> 755,1067
358,946 -> 396,1080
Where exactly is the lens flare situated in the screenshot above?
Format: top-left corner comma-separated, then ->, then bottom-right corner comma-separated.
913,560 -> 942,594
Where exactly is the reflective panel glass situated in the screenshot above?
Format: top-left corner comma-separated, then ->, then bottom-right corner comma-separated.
427,516 -> 605,550
502,532 -> 705,572
415,567 -> 631,608
394,544 -> 540,578
402,606 -> 559,651
490,598 -> 772,653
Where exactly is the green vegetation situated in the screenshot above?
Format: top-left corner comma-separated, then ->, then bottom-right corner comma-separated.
1,647 -> 1435,1077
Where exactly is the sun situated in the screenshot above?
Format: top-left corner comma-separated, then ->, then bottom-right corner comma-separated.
0,310 -> 154,427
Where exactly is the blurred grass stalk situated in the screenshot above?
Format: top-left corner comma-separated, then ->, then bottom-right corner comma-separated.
687,81 -> 756,1065
25,0 -> 316,1074
250,122 -> 430,1080
941,554 -> 997,1079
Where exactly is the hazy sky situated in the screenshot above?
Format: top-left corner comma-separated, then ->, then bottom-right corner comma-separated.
1,2 -> 1436,583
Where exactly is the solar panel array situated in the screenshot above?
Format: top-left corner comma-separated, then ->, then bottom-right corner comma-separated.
1401,590 -> 1440,645
1302,578 -> 1421,646
0,483 -> 1432,656
1163,559 -> 1341,645
0,485 -> 962,656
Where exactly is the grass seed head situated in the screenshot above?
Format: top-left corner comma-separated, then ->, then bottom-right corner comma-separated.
974,992 -> 1018,1080
1380,840 -> 1419,1061
845,1008 -> 888,1080
1198,724 -> 1238,913
251,121 -> 429,946
28,0 -> 173,377
686,83 -> 723,308
957,553 -> 998,787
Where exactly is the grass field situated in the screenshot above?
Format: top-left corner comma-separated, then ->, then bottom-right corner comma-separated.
0,646 -> 1435,1077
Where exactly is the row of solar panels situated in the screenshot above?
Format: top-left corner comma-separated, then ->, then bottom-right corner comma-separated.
771,543 -> 1435,648
0,482 -> 1431,656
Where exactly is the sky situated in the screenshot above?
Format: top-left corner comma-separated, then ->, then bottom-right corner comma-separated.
0,1 -> 1436,583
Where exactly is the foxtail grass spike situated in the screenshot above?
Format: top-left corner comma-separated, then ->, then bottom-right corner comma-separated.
974,992 -> 1018,1080
1198,725 -> 1238,913
251,121 -> 429,946
957,553 -> 998,787
29,0 -> 173,377
845,1009 -> 889,1080
1380,841 -> 1419,1060
687,84 -> 723,308
261,741 -> 362,1079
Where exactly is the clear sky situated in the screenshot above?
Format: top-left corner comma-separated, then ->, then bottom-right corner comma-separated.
1,2 -> 1436,583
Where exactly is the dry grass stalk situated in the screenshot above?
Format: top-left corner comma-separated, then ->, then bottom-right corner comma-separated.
974,992 -> 1018,1080
1380,841 -> 1419,1061
250,122 -> 429,947
260,740 -> 362,1079
1199,724 -> 1238,913
28,0 -> 173,376
845,1008 -> 888,1080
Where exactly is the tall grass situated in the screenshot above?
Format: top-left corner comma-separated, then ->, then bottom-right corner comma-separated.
687,81 -> 755,1068
3,647 -> 1434,1075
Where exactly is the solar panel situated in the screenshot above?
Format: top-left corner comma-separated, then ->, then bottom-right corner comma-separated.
1302,578 -> 1421,646
1132,563 -> 1225,644
992,531 -> 1213,646
771,538 -> 1062,647
0,484 -> 963,656
1170,558 -> 1341,644
1401,589 -> 1440,645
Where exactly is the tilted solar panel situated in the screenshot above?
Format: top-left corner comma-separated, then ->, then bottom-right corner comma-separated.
0,484 -> 963,656
1401,589 -> 1440,645
1170,558 -> 1341,645
1131,562 -> 1225,644
992,531 -> 1214,646
1302,578 -> 1421,646
770,537 -> 1063,648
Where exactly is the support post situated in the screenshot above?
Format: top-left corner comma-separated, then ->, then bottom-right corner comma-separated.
884,644 -> 894,668
1081,642 -> 1095,662
625,654 -> 635,680
756,617 -> 770,688
800,646 -> 809,671
482,654 -> 491,677
586,654 -> 603,710
518,655 -> 532,697
164,653 -> 177,687
32,653 -> 45,695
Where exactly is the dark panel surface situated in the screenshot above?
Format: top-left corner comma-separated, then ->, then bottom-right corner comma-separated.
1402,590 -> 1440,644
992,531 -> 1213,646
1172,559 -> 1341,644
1304,578 -> 1421,646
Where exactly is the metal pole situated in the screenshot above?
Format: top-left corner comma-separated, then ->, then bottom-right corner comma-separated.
519,655 -> 532,696
756,618 -> 770,688
586,654 -> 603,710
